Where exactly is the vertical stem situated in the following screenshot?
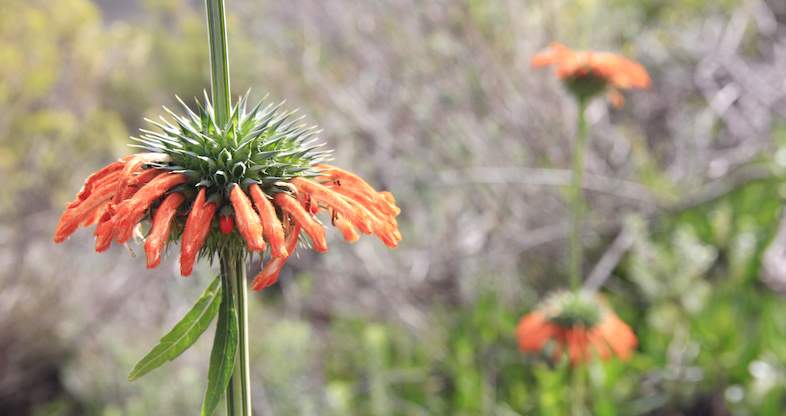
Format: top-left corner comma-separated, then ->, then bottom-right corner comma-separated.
220,250 -> 252,415
207,2 -> 249,413
571,365 -> 586,416
569,99 -> 589,291
205,0 -> 231,126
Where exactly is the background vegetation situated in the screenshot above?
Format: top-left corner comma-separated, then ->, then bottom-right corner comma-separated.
2,0 -> 786,414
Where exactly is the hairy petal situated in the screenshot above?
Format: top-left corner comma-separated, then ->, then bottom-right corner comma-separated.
249,184 -> 288,258
274,193 -> 327,253
180,188 -> 217,277
229,185 -> 266,252
145,192 -> 185,269
251,220 -> 302,291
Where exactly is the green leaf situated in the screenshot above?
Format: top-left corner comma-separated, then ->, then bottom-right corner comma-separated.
128,276 -> 222,381
201,277 -> 239,416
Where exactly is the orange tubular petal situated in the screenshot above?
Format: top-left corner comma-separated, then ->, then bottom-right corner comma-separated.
251,221 -> 302,291
567,327 -> 590,365
292,177 -> 373,233
334,215 -> 359,242
229,185 -> 266,252
597,314 -> 637,360
112,156 -> 147,203
81,202 -> 108,228
119,167 -> 164,202
324,178 -> 400,218
587,327 -> 612,360
333,193 -> 400,247
248,184 -> 288,258
113,173 -> 189,243
274,193 -> 327,253
145,192 -> 185,269
531,42 -> 572,68
179,189 -> 217,277
130,168 -> 164,188
316,164 -> 378,194
380,191 -> 396,204
54,180 -> 120,243
94,205 -> 117,252
68,160 -> 126,208
517,312 -> 556,352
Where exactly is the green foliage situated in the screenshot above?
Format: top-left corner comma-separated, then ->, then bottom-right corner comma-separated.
128,276 -> 222,381
202,275 -> 239,416
311,178 -> 786,415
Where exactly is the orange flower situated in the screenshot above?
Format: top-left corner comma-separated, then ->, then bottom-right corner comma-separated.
516,292 -> 636,365
54,157 -> 401,283
54,96 -> 400,290
532,42 -> 650,105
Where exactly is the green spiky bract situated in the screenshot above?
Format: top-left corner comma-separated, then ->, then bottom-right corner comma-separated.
133,92 -> 331,199
542,291 -> 603,328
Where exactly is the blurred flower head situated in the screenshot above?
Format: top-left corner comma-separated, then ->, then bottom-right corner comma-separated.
532,42 -> 650,106
54,95 -> 401,289
516,291 -> 637,365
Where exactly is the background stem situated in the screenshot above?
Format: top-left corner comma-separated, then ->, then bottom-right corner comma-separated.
569,100 -> 589,291
571,365 -> 586,416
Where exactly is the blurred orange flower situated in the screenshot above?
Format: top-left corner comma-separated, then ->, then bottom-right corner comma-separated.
532,42 -> 650,105
516,292 -> 637,365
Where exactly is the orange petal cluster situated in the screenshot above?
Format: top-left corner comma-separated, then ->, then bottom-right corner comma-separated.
248,165 -> 402,290
532,42 -> 650,105
516,309 -> 637,366
54,157 -> 401,285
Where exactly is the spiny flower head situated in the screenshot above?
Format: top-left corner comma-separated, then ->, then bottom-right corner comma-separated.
532,42 -> 651,106
54,94 -> 401,289
516,291 -> 637,365
136,92 -> 328,188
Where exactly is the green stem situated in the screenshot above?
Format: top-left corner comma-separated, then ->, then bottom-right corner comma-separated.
570,365 -> 586,416
220,250 -> 252,415
205,0 -> 231,126
569,99 -> 589,291
206,1 -> 249,414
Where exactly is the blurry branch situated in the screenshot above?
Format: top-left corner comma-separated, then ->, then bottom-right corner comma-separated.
437,167 -> 656,203
506,163 -> 776,293
513,223 -> 568,252
584,226 -> 634,293
663,164 -> 773,214
582,164 -> 773,290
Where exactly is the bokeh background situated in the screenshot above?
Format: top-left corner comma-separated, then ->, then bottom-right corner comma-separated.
3,0 -> 786,414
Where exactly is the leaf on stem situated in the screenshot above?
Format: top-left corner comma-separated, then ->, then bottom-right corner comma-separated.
200,275 -> 239,416
128,276 -> 222,381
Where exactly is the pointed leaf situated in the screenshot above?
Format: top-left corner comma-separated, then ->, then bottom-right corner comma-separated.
200,277 -> 239,416
128,276 -> 222,381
